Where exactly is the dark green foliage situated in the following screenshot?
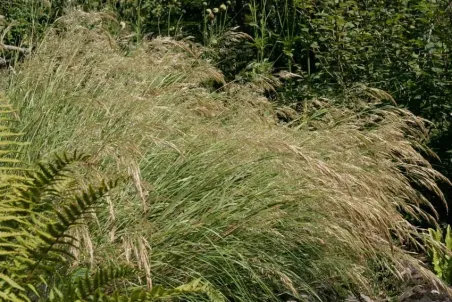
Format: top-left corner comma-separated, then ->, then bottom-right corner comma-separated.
0,0 -> 67,49
289,0 -> 452,219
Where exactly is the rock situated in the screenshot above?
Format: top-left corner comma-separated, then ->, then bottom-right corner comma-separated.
415,298 -> 434,302
399,284 -> 452,302
396,264 -> 452,302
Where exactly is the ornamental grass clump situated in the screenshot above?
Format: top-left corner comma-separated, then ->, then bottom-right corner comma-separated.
2,12 -> 449,301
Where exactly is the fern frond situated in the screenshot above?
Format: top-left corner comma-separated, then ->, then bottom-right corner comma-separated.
103,278 -> 224,302
149,279 -> 225,301
78,266 -> 136,300
15,151 -> 90,206
27,179 -> 119,273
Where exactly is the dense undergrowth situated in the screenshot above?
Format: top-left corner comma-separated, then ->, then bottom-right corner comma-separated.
0,13 -> 450,300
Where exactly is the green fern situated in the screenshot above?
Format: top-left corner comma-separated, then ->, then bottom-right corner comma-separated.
428,225 -> 452,284
0,99 -> 223,301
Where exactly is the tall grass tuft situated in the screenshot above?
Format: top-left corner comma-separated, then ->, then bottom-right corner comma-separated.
2,12 -> 449,301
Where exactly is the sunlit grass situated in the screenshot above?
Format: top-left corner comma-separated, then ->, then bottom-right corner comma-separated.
1,12 -> 448,301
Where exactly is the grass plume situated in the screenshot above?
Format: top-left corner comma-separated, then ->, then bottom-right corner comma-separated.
1,12 -> 449,301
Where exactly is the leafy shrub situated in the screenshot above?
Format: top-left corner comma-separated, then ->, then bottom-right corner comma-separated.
0,0 -> 67,48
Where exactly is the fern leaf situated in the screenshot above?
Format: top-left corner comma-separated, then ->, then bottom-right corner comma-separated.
0,273 -> 25,291
0,232 -> 27,239
26,179 -> 118,275
73,266 -> 136,300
